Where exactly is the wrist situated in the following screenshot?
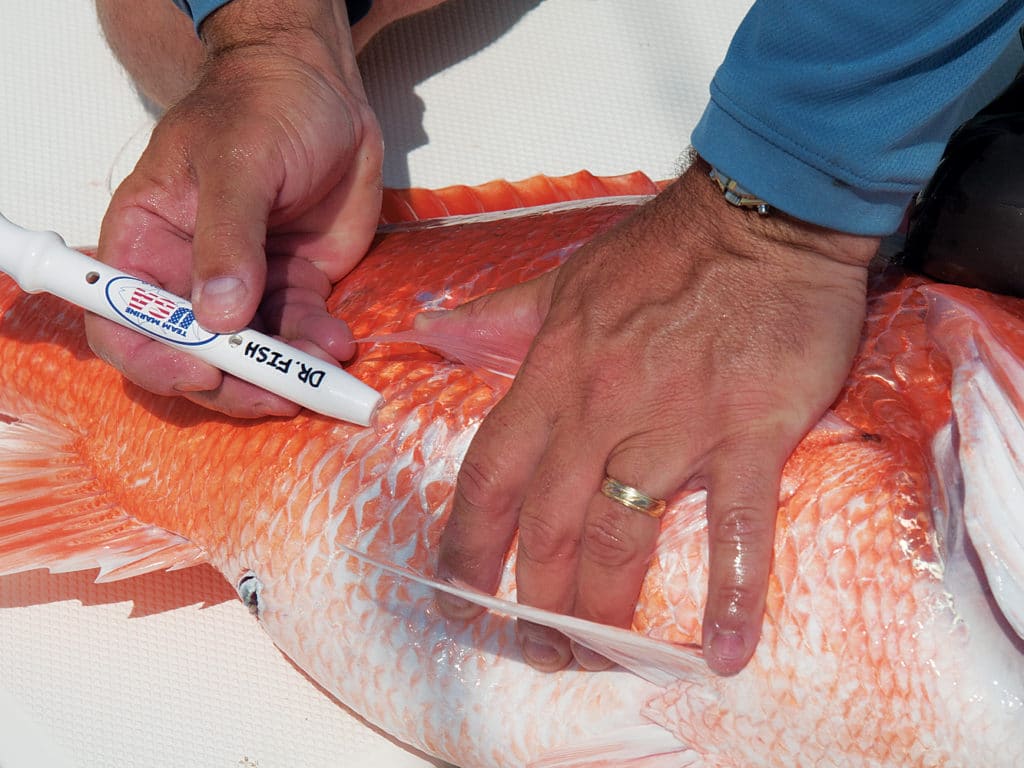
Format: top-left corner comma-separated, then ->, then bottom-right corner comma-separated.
201,0 -> 352,60
688,154 -> 880,271
199,0 -> 362,94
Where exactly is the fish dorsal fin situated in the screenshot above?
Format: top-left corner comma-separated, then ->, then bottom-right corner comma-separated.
0,414 -> 205,582
379,170 -> 662,224
340,544 -> 707,687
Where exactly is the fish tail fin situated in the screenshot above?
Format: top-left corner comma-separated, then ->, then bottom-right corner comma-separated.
0,413 -> 205,581
339,544 -> 707,687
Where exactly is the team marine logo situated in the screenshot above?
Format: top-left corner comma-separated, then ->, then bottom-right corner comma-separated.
105,276 -> 328,388
106,276 -> 217,346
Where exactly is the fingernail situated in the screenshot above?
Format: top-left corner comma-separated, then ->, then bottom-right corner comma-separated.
571,643 -> 613,671
522,638 -> 564,668
436,593 -> 477,619
709,630 -> 748,667
197,277 -> 245,318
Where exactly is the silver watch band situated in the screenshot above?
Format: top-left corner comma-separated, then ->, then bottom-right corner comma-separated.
708,167 -> 771,215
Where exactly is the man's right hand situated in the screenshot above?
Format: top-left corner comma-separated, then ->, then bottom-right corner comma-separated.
87,0 -> 383,418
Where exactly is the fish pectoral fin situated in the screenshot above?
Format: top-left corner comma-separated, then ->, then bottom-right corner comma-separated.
950,341 -> 1024,639
0,414 -> 205,582
358,327 -> 522,389
340,544 -> 708,687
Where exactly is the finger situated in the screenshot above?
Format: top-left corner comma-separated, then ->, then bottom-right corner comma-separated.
95,176 -> 195,295
570,449 -> 673,671
435,272 -> 557,622
191,140 -> 276,333
182,374 -> 300,419
259,285 -> 355,362
513,429 -> 610,672
435,385 -> 551,621
263,253 -> 333,299
85,315 -> 222,396
701,447 -> 782,676
270,115 -> 384,280
86,311 -> 303,418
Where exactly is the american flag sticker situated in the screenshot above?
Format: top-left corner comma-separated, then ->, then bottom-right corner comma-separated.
106,276 -> 217,347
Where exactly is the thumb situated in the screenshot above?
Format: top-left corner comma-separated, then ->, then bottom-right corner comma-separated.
412,269 -> 558,376
190,149 -> 275,334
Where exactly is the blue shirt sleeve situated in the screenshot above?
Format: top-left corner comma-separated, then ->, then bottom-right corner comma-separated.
691,2 -> 1024,235
169,0 -> 232,32
170,0 -> 372,35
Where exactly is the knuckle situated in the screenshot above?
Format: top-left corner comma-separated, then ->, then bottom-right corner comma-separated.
710,503 -> 775,547
709,578 -> 767,623
452,453 -> 504,518
436,532 -> 491,582
517,508 -> 577,566
581,507 -> 642,568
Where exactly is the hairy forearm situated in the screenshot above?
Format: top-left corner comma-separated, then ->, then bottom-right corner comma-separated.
95,0 -> 204,108
96,0 -> 449,109
95,0 -> 358,110
198,0 -> 362,99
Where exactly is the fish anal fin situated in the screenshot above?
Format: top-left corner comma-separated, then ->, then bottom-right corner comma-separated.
0,415 -> 205,581
340,544 -> 707,687
528,725 -> 705,768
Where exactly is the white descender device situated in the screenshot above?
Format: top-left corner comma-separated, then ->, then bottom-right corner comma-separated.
0,213 -> 382,426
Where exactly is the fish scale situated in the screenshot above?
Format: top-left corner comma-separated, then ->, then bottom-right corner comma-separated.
0,172 -> 1022,766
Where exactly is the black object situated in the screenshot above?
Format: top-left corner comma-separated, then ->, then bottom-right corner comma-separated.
903,71 -> 1024,297
347,0 -> 372,25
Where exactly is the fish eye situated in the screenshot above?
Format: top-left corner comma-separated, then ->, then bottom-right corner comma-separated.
236,571 -> 263,616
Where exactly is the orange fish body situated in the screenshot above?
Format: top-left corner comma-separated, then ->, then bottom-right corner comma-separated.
0,172 -> 1021,767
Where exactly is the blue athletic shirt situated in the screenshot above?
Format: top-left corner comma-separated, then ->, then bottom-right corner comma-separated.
171,2 -> 1024,235
692,2 -> 1024,235
170,0 -> 371,34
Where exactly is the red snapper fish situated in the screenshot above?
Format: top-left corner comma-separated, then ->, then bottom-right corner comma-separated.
0,171 -> 1023,767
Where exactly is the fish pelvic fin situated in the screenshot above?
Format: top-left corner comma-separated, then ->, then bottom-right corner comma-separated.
339,544 -> 708,687
0,414 -> 205,582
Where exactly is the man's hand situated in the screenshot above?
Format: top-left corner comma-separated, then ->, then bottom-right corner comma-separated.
87,0 -> 382,417
432,158 -> 880,675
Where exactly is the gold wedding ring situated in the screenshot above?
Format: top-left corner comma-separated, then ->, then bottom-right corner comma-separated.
600,476 -> 667,519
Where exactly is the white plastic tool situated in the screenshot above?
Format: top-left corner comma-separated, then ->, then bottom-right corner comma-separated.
0,213 -> 382,425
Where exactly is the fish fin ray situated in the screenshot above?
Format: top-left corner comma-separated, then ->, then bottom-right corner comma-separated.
0,414 -> 205,580
340,544 -> 708,686
528,725 -> 701,768
379,171 -> 659,224
359,329 -> 520,388
949,338 -> 1024,638
927,285 -> 1024,638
